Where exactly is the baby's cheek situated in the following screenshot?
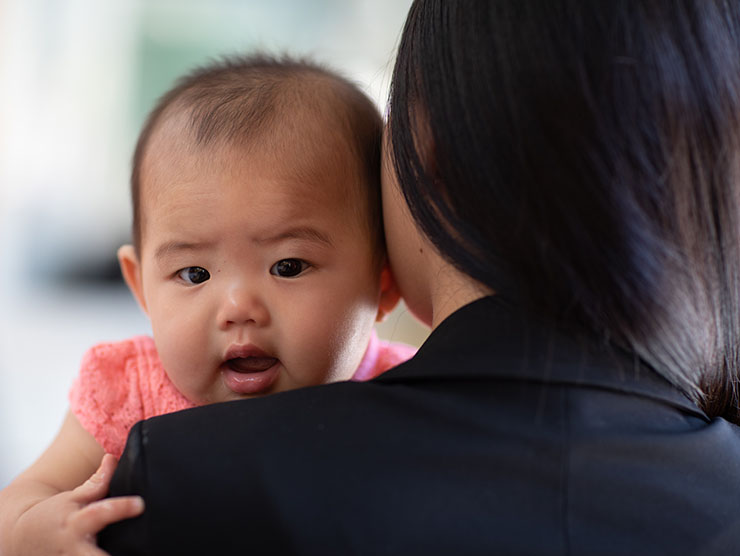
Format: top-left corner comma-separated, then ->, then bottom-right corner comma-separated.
287,314 -> 346,384
151,321 -> 203,400
324,309 -> 375,382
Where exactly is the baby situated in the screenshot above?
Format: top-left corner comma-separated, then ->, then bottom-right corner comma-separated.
0,54 -> 415,553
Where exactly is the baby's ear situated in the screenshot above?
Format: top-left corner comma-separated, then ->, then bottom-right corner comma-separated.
376,262 -> 401,322
118,244 -> 148,314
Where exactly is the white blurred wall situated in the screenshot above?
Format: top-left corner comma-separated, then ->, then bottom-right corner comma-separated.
0,0 -> 426,488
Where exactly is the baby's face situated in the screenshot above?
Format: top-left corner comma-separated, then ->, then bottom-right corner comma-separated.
128,135 -> 383,404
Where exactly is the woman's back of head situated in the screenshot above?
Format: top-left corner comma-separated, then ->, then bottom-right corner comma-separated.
388,0 -> 740,422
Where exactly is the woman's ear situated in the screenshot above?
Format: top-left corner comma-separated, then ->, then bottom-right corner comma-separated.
376,262 -> 401,322
118,244 -> 148,314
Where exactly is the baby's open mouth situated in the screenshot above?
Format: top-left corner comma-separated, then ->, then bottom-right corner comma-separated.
222,355 -> 280,395
226,356 -> 279,373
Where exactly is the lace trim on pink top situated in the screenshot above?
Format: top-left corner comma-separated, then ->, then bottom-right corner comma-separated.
69,336 -> 194,458
69,332 -> 416,458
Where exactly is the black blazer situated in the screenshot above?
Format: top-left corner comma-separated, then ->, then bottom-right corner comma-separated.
99,296 -> 740,555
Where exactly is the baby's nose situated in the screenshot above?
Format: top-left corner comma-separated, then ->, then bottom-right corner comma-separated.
217,283 -> 270,329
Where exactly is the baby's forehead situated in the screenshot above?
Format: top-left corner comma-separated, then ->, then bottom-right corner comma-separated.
137,134 -> 372,253
139,108 -> 367,217
146,99 -> 358,173
130,57 -> 383,253
141,66 -> 379,187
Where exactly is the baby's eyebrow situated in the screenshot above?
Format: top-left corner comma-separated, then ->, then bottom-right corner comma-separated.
254,227 -> 333,247
154,241 -> 214,261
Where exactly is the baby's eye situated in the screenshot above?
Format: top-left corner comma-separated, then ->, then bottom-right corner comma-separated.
269,259 -> 309,278
177,266 -> 210,285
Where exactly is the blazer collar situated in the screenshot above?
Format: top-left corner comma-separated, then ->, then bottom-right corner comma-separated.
377,296 -> 707,420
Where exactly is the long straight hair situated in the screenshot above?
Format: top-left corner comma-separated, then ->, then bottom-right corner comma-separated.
389,0 -> 740,423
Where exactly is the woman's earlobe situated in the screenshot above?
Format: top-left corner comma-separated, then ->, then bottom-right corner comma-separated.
376,263 -> 401,322
117,244 -> 148,314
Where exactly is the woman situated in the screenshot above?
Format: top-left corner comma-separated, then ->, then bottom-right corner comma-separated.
101,1 -> 740,553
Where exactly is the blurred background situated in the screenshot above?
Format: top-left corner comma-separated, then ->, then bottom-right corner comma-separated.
0,0 -> 427,488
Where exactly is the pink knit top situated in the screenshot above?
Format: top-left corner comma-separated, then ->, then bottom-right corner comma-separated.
69,331 -> 416,458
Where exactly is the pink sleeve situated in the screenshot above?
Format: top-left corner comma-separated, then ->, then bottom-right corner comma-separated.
373,338 -> 417,377
352,330 -> 417,381
68,338 -> 149,458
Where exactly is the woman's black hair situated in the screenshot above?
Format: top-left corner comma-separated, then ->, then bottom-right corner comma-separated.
388,0 -> 740,423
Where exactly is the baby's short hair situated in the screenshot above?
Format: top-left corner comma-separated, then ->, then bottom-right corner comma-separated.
130,53 -> 384,258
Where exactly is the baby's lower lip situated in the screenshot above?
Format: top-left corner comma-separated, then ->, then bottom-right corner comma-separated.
221,357 -> 280,395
